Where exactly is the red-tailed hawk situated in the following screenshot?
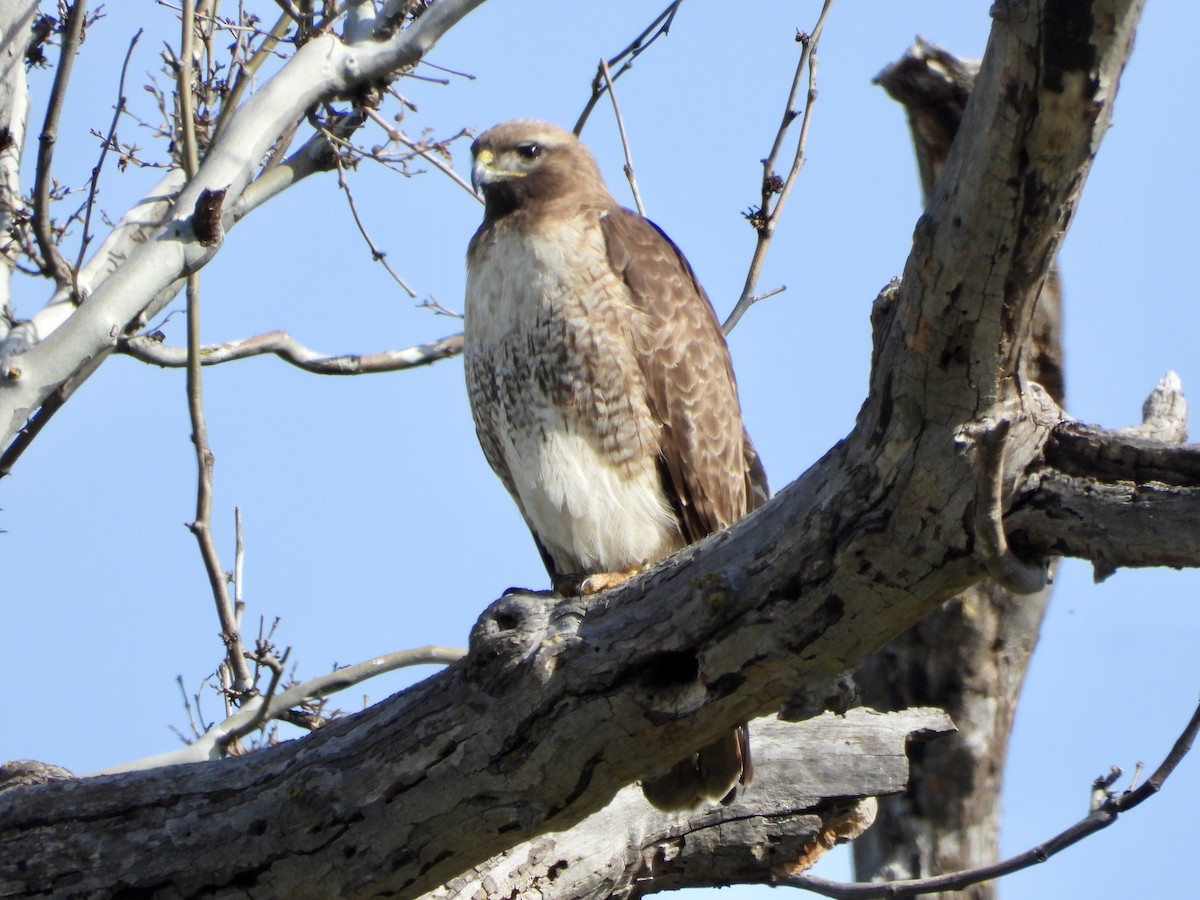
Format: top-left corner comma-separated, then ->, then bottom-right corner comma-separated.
464,120 -> 767,810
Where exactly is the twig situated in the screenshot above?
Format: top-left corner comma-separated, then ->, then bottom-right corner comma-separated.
119,329 -> 464,374
599,58 -> 644,216
722,0 -> 835,335
361,107 -> 479,200
88,646 -> 468,776
210,10 -> 293,146
34,0 -> 87,292
177,0 -> 252,697
178,0 -> 201,177
574,0 -> 686,135
219,645 -> 291,751
75,29 -> 142,276
789,697 -> 1200,897
184,269 -> 253,695
334,152 -> 418,297
233,507 -> 245,630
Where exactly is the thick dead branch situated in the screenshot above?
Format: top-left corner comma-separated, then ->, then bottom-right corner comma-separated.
855,36 -> 1062,896
426,709 -> 951,899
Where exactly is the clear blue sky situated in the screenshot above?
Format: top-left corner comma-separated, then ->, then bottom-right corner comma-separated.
3,2 -> 1197,897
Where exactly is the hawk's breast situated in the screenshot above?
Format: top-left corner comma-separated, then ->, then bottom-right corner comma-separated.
464,211 -> 684,576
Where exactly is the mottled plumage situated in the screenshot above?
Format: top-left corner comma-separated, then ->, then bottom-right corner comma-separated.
464,120 -> 767,810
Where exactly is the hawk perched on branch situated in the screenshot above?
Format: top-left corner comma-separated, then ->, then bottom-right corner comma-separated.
464,120 -> 767,810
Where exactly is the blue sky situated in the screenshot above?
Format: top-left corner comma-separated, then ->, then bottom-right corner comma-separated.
3,2 -> 1198,897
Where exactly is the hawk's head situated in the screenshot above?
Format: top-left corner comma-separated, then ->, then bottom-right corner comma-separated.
471,120 -> 608,220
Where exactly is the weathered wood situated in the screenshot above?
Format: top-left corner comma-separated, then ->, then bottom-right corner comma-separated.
854,36 -> 1062,897
424,709 -> 952,900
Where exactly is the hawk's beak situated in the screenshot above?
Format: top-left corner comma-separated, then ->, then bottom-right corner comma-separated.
471,149 -> 494,195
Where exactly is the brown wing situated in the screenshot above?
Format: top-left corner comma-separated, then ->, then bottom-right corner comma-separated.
599,207 -> 768,543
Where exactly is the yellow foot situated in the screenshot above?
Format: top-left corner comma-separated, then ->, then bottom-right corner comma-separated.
554,565 -> 647,596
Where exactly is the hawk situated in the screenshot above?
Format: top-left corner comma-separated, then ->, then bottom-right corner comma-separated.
464,120 -> 767,810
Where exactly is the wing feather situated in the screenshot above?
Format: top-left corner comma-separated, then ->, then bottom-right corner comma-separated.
599,207 -> 768,542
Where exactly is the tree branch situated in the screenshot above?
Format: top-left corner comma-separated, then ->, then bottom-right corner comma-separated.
32,0 -> 85,291
722,0 -> 833,335
791,697 -> 1200,898
118,328 -> 463,374
428,709 -> 952,899
89,645 -> 468,776
0,0 -> 490,462
573,0 -> 686,135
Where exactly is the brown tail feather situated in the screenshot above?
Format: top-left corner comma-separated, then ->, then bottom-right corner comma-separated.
641,724 -> 751,811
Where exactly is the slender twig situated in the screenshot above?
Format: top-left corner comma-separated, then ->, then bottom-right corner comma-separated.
417,58 -> 476,80
119,329 -> 464,374
88,646 -> 468,775
219,646 -> 290,751
75,29 -> 142,275
334,152 -> 418,297
34,0 -> 87,292
790,698 -> 1200,898
178,0 -> 201,176
210,10 -> 293,146
599,58 -> 644,216
361,107 -> 479,200
723,0 -> 835,335
179,0 -> 252,697
574,0 -> 685,135
233,507 -> 245,630
184,271 -> 253,694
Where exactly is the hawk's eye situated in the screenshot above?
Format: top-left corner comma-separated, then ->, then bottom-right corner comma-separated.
516,142 -> 542,160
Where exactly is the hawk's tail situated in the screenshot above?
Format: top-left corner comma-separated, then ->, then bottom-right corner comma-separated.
640,723 -> 751,811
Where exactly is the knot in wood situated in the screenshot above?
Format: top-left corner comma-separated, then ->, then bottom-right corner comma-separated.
466,590 -> 558,685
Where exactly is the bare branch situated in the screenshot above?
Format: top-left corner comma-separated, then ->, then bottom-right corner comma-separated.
218,644 -> 290,753
118,328 -> 464,374
178,0 -> 201,177
183,268 -> 253,693
334,150 -> 418,297
362,106 -> 480,201
574,0 -> 686,135
598,58 -> 644,216
234,507 -> 245,630
790,698 -> 1200,898
33,0 -> 86,291
723,0 -> 834,335
2,0 -> 492,464
89,645 -> 467,776
74,28 -> 142,274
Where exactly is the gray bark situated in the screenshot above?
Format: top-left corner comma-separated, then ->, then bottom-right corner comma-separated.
853,39 -> 1061,896
0,1 -> 1178,898
425,709 -> 952,900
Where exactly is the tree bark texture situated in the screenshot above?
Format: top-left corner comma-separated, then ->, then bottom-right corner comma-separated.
2,2 -> 1186,898
423,709 -> 951,900
852,39 -> 1061,897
